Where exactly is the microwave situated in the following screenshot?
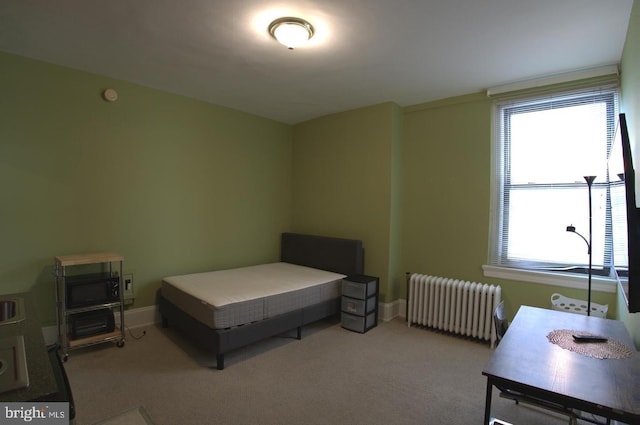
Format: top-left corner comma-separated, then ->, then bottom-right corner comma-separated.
65,272 -> 120,309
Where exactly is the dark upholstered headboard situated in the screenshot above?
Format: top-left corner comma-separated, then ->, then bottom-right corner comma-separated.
281,233 -> 364,276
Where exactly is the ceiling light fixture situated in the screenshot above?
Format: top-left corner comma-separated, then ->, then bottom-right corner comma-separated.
268,17 -> 314,50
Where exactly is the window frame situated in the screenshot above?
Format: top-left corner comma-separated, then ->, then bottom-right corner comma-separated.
485,84 -> 619,292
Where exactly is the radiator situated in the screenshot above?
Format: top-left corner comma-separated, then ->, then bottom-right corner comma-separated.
407,273 -> 502,348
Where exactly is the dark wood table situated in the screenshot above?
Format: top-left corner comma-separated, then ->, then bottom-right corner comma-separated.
482,306 -> 640,424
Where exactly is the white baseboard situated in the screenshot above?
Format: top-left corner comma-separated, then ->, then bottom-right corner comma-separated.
44,301 -> 409,344
114,305 -> 160,329
128,301 -> 409,326
42,305 -> 160,346
378,299 -> 407,322
42,325 -> 58,346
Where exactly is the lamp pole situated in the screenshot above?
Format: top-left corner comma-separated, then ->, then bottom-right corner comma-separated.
585,175 -> 595,317
566,176 -> 596,316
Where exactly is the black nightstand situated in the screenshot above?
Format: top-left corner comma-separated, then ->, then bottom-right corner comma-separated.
341,275 -> 379,333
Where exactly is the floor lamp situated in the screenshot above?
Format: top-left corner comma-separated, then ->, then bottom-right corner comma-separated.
566,175 -> 596,316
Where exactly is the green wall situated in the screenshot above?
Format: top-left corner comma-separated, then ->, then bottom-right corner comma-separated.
402,94 -> 491,283
619,0 -> 640,347
0,52 -> 293,325
291,103 -> 402,302
2,6 -> 639,345
400,92 -> 618,323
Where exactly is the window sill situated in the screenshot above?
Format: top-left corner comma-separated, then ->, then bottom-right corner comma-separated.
482,265 -> 616,293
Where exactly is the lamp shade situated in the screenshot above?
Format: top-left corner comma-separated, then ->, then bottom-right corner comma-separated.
269,17 -> 314,49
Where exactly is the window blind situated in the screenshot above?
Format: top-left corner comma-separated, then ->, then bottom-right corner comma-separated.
489,84 -> 620,274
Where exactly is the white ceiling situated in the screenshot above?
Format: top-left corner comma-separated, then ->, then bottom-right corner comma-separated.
0,0 -> 634,124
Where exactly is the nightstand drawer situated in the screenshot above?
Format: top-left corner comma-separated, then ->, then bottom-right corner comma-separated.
341,311 -> 376,333
342,276 -> 377,299
341,296 -> 376,316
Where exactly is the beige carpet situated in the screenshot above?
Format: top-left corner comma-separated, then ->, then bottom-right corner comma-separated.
93,406 -> 154,425
64,318 -> 578,425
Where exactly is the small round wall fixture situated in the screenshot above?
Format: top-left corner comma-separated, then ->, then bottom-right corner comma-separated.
102,88 -> 118,102
268,17 -> 314,50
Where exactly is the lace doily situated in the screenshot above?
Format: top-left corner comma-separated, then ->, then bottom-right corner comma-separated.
547,329 -> 633,359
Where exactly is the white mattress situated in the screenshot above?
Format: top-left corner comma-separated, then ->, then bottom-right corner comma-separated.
161,262 -> 345,329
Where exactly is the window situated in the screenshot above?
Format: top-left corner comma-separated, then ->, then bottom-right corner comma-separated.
488,86 -> 619,281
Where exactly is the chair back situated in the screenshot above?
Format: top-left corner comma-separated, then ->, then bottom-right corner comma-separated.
494,300 -> 509,343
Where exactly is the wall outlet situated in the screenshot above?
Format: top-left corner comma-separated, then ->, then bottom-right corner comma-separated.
123,273 -> 134,294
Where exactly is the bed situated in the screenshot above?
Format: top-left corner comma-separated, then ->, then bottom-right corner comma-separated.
159,232 -> 364,369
